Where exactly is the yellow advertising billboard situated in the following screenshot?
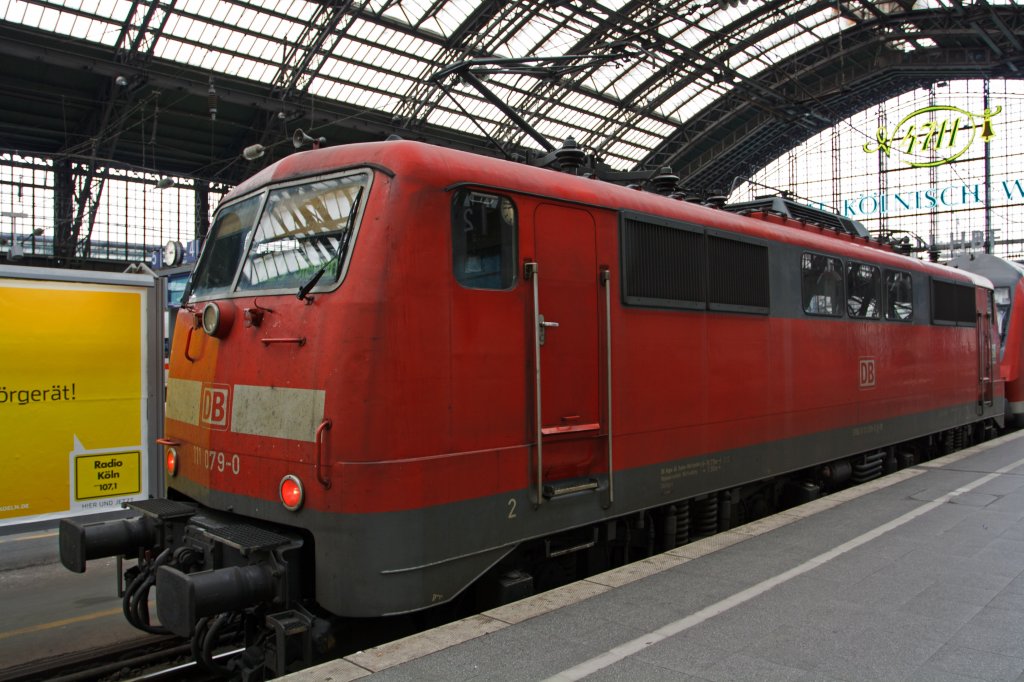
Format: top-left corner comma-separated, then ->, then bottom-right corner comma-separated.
0,272 -> 155,525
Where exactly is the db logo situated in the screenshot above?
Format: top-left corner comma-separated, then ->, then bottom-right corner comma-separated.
200,384 -> 232,430
859,358 -> 877,389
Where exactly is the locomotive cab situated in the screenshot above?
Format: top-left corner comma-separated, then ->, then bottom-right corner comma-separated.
60,164 -> 374,674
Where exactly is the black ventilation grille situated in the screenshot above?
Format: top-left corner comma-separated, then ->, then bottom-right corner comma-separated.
620,213 -> 770,315
708,235 -> 769,312
621,217 -> 705,309
932,279 -> 976,326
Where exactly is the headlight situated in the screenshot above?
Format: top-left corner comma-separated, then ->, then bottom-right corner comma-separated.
201,301 -> 234,338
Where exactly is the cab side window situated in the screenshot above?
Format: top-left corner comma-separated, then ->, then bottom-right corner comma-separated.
451,190 -> 517,290
801,252 -> 843,316
885,270 -> 913,321
847,261 -> 881,319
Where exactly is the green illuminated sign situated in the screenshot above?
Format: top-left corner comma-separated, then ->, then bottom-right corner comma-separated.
862,105 -> 1002,168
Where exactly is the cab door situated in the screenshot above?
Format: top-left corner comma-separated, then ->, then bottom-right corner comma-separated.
526,203 -> 605,503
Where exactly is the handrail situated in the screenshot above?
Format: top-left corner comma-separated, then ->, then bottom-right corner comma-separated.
601,265 -> 614,506
183,326 -> 198,362
261,337 -> 306,346
525,260 -> 543,505
315,418 -> 332,489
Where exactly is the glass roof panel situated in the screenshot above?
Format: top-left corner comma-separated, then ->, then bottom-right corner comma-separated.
368,0 -> 455,38
239,58 -> 270,82
502,13 -> 560,57
74,0 -> 125,20
222,2 -> 244,26
179,0 -> 207,14
732,7 -> 840,74
310,79 -> 344,102
348,23 -> 438,70
425,105 -> 505,136
664,17 -> 711,47
700,3 -> 753,33
162,12 -> 182,36
528,9 -> 597,57
20,3 -> 44,26
206,2 -> 228,23
428,2 -> 477,37
598,145 -> 645,168
2,0 -> 1016,178
605,127 -> 666,155
659,80 -> 735,123
375,0 -> 426,27
585,56 -> 661,101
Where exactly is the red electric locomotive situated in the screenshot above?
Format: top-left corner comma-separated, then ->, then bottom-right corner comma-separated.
950,252 -> 1024,426
60,140 -> 1003,676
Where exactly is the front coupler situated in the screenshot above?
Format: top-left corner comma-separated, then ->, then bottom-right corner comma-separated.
59,498 -> 197,573
59,498 -> 304,640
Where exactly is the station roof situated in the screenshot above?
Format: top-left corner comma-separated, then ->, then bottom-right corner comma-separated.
1,1 -> 1022,191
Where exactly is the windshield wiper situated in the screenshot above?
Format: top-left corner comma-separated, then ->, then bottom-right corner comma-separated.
297,187 -> 363,301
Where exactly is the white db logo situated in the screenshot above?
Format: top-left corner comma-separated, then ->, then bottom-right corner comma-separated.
200,384 -> 231,430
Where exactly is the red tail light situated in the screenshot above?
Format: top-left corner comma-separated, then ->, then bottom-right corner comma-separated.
280,475 -> 304,511
166,448 -> 178,477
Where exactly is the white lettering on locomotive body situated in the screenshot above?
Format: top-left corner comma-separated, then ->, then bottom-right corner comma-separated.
190,445 -> 242,476
859,357 -> 877,389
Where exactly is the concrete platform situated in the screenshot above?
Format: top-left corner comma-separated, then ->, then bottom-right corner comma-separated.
286,429 -> 1024,682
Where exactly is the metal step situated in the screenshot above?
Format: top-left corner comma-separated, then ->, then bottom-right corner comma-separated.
543,477 -> 599,499
127,498 -> 196,520
202,522 -> 298,554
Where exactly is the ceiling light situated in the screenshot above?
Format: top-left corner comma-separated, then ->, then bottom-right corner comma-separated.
242,144 -> 266,160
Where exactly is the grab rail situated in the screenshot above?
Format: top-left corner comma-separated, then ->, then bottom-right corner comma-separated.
525,260 -> 543,505
183,326 -> 198,362
601,265 -> 614,506
315,418 -> 332,489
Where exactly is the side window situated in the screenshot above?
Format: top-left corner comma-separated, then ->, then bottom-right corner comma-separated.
885,270 -> 913,321
451,190 -> 517,290
995,285 -> 1011,344
847,261 -> 881,319
801,252 -> 843,316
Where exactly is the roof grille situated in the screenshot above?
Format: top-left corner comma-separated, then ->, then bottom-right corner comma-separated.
724,196 -> 868,238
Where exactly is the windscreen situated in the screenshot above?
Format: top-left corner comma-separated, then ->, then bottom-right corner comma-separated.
189,194 -> 261,298
238,173 -> 368,293
189,171 -> 368,299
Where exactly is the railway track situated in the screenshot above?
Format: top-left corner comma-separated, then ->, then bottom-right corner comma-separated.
0,633 -> 238,682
